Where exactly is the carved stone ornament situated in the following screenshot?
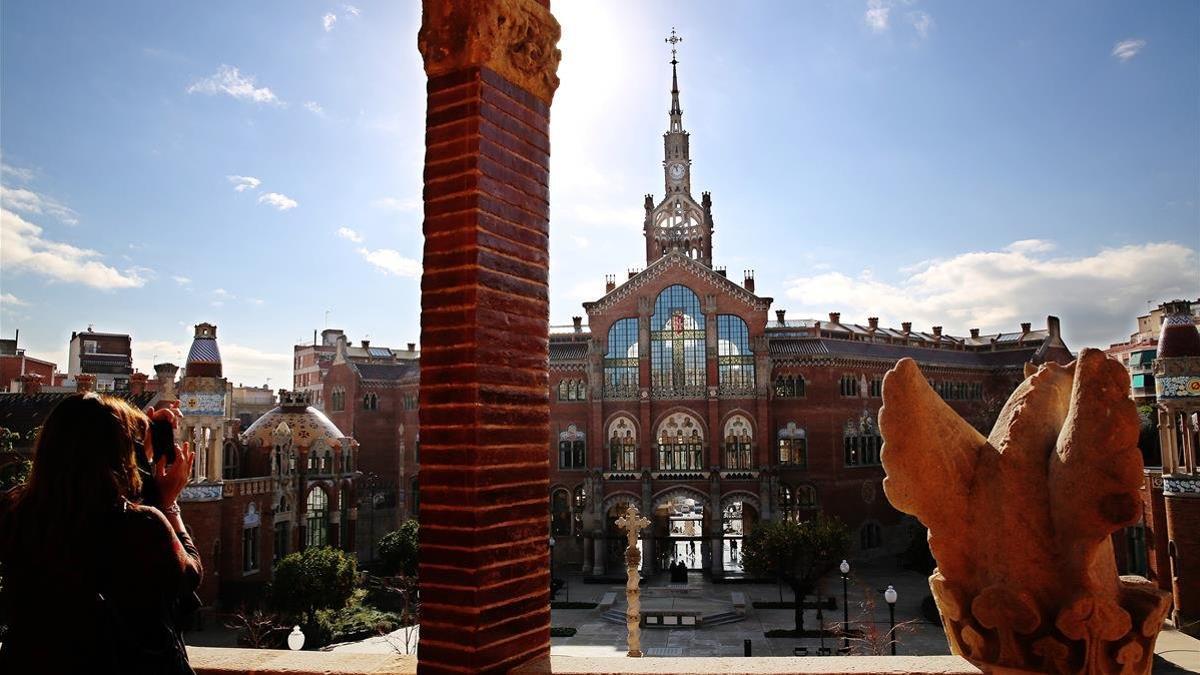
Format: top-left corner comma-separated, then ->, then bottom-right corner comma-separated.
880,349 -> 1170,674
418,0 -> 561,104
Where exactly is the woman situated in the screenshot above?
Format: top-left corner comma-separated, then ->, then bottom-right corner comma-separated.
0,393 -> 202,674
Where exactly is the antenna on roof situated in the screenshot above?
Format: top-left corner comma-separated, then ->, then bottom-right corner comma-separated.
324,309 -> 331,328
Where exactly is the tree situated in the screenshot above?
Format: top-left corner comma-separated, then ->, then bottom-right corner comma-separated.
741,513 -> 849,633
378,519 -> 419,577
270,546 -> 358,636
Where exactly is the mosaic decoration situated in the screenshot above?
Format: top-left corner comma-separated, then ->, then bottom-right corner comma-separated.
180,392 -> 226,417
241,406 -> 347,449
1163,477 -> 1200,495
180,484 -> 222,502
1155,375 -> 1200,399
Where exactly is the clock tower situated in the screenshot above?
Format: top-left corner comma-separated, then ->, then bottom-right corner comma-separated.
645,28 -> 715,267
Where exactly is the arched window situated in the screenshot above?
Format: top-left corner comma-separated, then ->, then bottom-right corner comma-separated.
572,484 -> 587,535
860,522 -> 882,550
840,374 -> 860,397
223,440 -> 239,479
361,392 -> 378,410
797,484 -> 817,509
844,413 -> 882,466
331,388 -> 345,412
650,286 -> 706,397
558,424 -> 586,469
779,484 -> 795,522
603,318 -> 639,397
608,417 -> 638,471
723,415 -> 753,469
306,489 -> 329,548
778,423 -> 807,467
551,489 -> 571,536
717,316 -> 755,394
656,412 -> 704,471
307,451 -> 316,471
774,374 -> 805,398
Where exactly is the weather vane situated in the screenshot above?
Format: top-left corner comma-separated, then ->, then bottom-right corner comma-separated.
665,27 -> 682,62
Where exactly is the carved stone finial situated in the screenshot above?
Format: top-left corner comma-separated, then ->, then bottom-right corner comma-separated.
879,349 -> 1170,674
418,0 -> 561,105
616,505 -> 651,658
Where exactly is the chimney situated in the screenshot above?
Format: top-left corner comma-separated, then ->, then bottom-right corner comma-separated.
868,317 -> 879,330
130,372 -> 149,395
572,316 -> 583,333
716,266 -> 727,278
1047,315 -> 1061,340
627,269 -> 638,280
361,340 -> 371,349
76,373 -> 96,393
407,342 -> 416,352
902,321 -> 912,334
829,312 -> 841,325
1020,322 -> 1031,334
16,373 -> 42,395
154,363 -> 179,400
933,326 -> 943,338
743,270 -> 755,293
970,328 -> 980,339
605,274 -> 616,294
776,310 -> 787,325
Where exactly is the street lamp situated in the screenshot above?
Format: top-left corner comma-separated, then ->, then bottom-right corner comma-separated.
839,560 -> 850,649
884,585 -> 898,655
549,535 -> 558,600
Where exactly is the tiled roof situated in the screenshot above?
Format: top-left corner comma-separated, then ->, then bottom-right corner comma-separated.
768,340 -> 830,357
0,392 -> 157,438
355,361 -> 419,382
187,338 -> 221,364
550,342 -> 588,361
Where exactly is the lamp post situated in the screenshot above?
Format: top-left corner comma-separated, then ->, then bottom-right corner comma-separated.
884,585 -> 898,656
839,559 -> 850,649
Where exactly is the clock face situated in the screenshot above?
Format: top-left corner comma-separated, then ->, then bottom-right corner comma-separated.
668,163 -> 686,181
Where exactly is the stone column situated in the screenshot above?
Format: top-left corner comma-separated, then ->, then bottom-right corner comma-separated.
593,532 -> 606,575
416,2 -> 560,671
581,535 -> 592,575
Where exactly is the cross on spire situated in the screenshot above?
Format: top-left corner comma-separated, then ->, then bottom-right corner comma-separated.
665,27 -> 683,63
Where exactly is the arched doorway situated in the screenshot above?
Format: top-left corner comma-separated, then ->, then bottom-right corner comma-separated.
652,488 -> 709,571
720,493 -> 759,573
602,494 -> 643,572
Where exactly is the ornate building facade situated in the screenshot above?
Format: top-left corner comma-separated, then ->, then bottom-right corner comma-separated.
546,51 -> 1073,578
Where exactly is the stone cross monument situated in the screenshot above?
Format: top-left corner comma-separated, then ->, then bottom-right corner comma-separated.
616,504 -> 651,658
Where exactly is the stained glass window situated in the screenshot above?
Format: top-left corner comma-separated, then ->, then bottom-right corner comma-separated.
650,285 -> 706,397
717,315 -> 755,394
603,318 -> 639,397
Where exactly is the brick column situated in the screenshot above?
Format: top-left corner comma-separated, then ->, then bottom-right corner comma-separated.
417,1 -> 560,672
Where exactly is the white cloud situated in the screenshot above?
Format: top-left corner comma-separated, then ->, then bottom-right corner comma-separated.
172,275 -> 192,286
1,162 -> 34,183
303,101 -> 325,117
227,175 -> 262,192
372,196 -> 421,212
337,227 -> 364,243
782,240 -> 1198,348
0,208 -> 146,289
213,288 -> 232,298
1,292 -> 29,307
1,185 -> 79,225
186,65 -> 281,105
322,13 -> 337,31
908,11 -> 934,39
343,5 -> 360,17
258,192 -> 298,211
1112,39 -> 1146,62
865,0 -> 891,33
357,248 -> 422,278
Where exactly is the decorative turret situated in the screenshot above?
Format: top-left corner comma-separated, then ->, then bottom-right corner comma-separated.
185,323 -> 222,378
154,363 -> 179,400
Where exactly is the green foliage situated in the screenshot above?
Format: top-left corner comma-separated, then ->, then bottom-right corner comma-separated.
0,427 -> 32,492
270,546 -> 358,629
741,514 -> 849,631
378,519 -> 419,577
317,589 -> 405,644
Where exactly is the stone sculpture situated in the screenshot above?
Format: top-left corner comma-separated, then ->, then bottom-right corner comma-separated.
616,505 -> 651,658
879,349 -> 1170,674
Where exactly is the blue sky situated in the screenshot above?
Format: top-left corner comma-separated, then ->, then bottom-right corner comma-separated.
2,1 -> 1197,388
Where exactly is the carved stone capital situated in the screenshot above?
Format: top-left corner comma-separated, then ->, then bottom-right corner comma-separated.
418,0 -> 561,104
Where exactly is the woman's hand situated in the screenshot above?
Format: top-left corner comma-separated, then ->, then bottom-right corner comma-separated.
154,439 -> 194,507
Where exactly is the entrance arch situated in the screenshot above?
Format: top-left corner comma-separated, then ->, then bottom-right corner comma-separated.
720,492 -> 760,572
652,487 -> 709,570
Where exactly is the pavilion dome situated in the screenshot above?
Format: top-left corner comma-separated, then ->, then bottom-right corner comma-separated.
240,390 -> 348,450
1156,300 -> 1200,359
185,322 -> 223,378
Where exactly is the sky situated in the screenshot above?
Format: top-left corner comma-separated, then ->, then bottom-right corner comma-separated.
1,1 -> 1198,389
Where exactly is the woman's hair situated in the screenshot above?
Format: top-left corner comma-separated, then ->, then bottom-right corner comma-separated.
3,394 -> 148,562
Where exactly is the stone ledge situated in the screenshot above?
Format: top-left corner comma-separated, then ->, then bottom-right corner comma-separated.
188,648 -> 980,675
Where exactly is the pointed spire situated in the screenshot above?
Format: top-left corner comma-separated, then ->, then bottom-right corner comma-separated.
665,27 -> 683,130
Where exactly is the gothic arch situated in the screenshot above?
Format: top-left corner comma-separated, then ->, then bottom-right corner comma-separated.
719,490 -> 760,514
721,411 -> 755,439
651,485 -> 709,512
601,491 -> 641,515
604,412 -> 639,439
652,408 -> 708,441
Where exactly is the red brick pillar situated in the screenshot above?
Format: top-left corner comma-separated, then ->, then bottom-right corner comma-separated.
417,1 -> 560,672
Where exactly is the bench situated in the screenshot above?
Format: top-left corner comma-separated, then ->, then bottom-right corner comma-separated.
597,592 -> 617,613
